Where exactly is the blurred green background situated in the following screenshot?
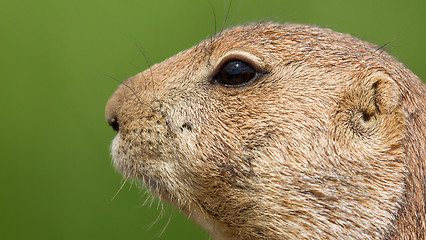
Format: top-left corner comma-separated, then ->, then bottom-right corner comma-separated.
0,0 -> 424,239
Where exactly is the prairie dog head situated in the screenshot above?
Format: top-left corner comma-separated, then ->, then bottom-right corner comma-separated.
105,23 -> 425,239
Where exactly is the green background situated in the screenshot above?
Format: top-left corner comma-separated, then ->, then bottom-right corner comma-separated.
1,0 -> 424,239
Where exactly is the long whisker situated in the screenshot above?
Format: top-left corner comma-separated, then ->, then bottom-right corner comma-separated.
131,38 -> 158,100
111,149 -> 141,201
207,0 -> 233,63
146,200 -> 164,230
207,0 -> 217,42
158,213 -> 172,237
111,174 -> 131,201
103,73 -> 154,112
220,0 -> 233,35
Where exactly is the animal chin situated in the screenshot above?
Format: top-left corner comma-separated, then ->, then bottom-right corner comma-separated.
110,134 -> 122,169
110,134 -> 173,199
110,135 -> 137,178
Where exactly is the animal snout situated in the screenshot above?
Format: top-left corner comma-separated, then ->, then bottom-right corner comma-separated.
105,73 -> 157,132
105,94 -> 120,132
105,84 -> 129,132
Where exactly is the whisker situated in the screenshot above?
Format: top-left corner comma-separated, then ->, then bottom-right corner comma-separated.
220,0 -> 233,35
375,36 -> 397,56
142,194 -> 152,207
206,0 -> 217,48
158,213 -> 172,237
111,174 -> 131,201
145,200 -> 163,231
130,38 -> 158,100
103,73 -> 154,112
229,0 -> 242,26
206,0 -> 233,64
156,196 -> 162,210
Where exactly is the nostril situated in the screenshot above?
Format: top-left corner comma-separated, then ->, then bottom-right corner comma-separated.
107,117 -> 120,132
106,86 -> 125,132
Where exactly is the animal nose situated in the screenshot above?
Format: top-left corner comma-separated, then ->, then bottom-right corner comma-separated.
105,87 -> 124,132
107,115 -> 119,132
105,98 -> 120,132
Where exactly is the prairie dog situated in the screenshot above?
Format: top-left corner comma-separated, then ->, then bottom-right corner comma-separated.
105,23 -> 426,239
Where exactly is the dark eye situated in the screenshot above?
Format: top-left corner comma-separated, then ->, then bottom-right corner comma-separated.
213,60 -> 257,86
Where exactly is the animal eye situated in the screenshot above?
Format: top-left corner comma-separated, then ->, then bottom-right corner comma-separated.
213,60 -> 257,86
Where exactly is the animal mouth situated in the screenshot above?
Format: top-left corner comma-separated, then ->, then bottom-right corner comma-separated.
110,132 -> 174,198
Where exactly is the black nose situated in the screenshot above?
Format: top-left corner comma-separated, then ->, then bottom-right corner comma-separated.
107,116 -> 119,132
105,88 -> 123,132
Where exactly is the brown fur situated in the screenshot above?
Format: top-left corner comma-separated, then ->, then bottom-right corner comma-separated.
105,23 -> 426,239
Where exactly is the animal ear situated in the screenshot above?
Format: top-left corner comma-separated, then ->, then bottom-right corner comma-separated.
351,72 -> 400,121
366,72 -> 401,115
333,72 -> 403,139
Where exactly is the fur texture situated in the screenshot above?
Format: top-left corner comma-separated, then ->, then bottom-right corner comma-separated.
105,24 -> 426,239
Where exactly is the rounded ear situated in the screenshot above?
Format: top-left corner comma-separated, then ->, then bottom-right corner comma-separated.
354,72 -> 401,122
332,72 -> 403,141
366,72 -> 401,115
